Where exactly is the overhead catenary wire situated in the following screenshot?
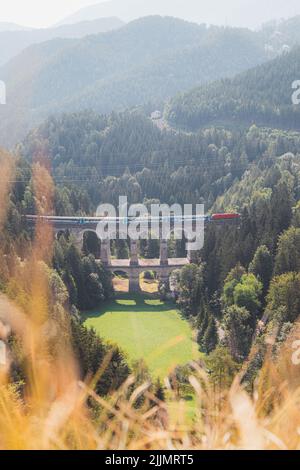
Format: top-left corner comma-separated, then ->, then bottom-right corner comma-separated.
1,157 -> 266,184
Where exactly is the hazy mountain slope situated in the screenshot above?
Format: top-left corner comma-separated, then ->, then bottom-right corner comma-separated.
57,0 -> 204,24
0,17 -> 124,66
0,16 -> 267,148
0,22 -> 31,32
60,27 -> 266,114
1,16 -> 207,108
57,0 -> 300,30
261,15 -> 300,54
167,47 -> 300,131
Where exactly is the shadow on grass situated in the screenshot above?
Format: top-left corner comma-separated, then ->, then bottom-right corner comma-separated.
82,292 -> 175,319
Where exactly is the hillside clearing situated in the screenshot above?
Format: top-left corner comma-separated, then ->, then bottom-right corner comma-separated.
83,294 -> 200,379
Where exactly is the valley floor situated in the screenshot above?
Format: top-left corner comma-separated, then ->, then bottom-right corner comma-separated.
82,293 -> 200,380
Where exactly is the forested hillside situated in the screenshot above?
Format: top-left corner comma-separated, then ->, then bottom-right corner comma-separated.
3,76 -> 300,447
17,112 -> 300,211
0,16 -> 267,147
0,17 -> 124,66
167,46 -> 300,131
6,107 -> 300,392
260,15 -> 300,53
3,4 -> 300,451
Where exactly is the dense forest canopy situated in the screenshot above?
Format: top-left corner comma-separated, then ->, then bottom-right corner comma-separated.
3,84 -> 298,383
17,112 -> 300,214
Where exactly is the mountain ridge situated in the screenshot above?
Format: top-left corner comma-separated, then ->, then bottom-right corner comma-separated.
0,22 -> 31,32
56,0 -> 300,30
0,17 -> 124,66
0,16 -> 267,148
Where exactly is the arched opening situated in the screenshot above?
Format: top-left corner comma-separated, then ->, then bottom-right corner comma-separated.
112,270 -> 129,293
83,231 -> 101,258
139,238 -> 160,259
111,239 -> 130,260
167,228 -> 187,259
139,270 -> 159,294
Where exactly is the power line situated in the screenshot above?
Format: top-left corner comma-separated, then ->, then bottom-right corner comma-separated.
1,152 -> 282,184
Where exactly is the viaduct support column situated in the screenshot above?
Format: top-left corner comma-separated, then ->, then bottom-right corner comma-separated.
100,239 -> 111,266
129,269 -> 140,293
129,240 -> 140,292
159,270 -> 170,290
130,239 -> 139,266
187,250 -> 198,264
160,239 -> 168,266
159,240 -> 169,289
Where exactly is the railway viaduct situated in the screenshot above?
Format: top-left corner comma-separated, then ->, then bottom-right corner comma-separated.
26,213 -> 239,292
26,216 -> 196,292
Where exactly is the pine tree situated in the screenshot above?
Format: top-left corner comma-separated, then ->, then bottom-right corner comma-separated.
196,303 -> 209,344
201,315 -> 218,354
249,245 -> 273,295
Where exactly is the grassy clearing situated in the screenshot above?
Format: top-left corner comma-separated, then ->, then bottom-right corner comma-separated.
112,276 -> 159,294
83,294 -> 200,380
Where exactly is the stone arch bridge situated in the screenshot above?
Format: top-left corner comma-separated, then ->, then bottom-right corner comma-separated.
25,213 -> 240,292
26,216 -> 195,292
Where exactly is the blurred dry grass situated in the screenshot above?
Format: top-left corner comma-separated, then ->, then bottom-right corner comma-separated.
0,151 -> 300,450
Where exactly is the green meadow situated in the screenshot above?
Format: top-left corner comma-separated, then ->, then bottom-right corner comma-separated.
83,294 -> 200,379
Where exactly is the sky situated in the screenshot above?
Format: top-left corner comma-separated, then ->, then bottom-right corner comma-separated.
1,0 -> 300,29
0,0 -> 95,28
